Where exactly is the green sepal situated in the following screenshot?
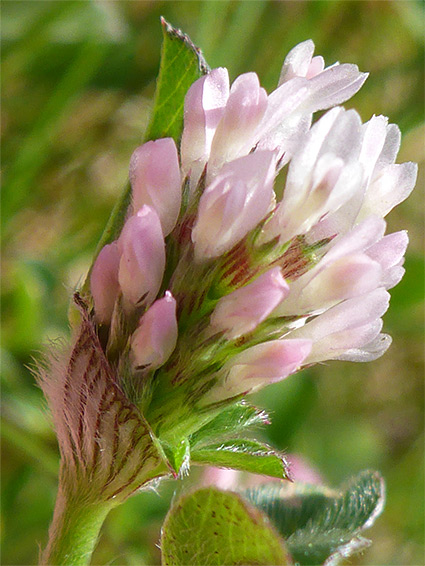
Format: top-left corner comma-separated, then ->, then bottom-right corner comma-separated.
161,437 -> 191,477
190,402 -> 269,447
191,438 -> 290,480
244,470 -> 385,566
144,17 -> 209,143
161,487 -> 291,565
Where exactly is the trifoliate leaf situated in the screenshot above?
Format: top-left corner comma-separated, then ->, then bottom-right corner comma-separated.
161,487 -> 291,565
192,439 -> 290,480
190,401 -> 269,447
144,17 -> 209,143
244,470 -> 385,566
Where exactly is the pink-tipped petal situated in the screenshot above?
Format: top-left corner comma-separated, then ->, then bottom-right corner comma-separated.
130,138 -> 181,236
211,267 -> 289,339
181,68 -> 230,183
118,206 -> 165,310
192,151 -> 276,259
227,339 -> 312,386
278,40 -> 316,84
366,231 -> 408,271
302,64 -> 368,114
90,242 -> 121,324
358,161 -> 418,220
208,72 -> 268,176
131,291 -> 177,370
206,339 -> 312,403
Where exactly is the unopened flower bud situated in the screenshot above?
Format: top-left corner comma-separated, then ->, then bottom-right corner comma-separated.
211,267 -> 289,339
118,206 -> 165,310
90,242 -> 121,324
131,291 -> 177,370
192,151 -> 276,260
130,138 -> 182,236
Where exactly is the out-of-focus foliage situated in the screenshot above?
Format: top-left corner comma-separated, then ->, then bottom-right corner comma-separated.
2,2 -> 423,564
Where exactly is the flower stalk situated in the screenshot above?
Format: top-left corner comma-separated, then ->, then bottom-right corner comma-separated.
40,484 -> 113,566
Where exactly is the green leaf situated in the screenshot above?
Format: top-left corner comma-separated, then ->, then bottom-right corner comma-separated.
190,402 -> 270,447
161,487 -> 291,565
145,17 -> 209,143
192,439 -> 290,480
245,470 -> 385,566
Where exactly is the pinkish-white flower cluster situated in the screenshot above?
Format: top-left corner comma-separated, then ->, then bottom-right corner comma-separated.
90,40 -> 417,411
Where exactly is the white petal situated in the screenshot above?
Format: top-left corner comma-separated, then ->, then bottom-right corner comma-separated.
278,39 -> 315,84
301,64 -> 368,113
359,115 -> 389,183
358,162 -> 418,220
208,72 -> 268,176
376,123 -> 401,168
291,288 -> 390,342
337,333 -> 392,362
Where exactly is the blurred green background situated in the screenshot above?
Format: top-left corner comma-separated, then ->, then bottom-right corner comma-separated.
2,1 -> 424,564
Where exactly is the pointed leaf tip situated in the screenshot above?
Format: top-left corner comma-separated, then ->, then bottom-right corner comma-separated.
192,439 -> 291,481
145,18 -> 210,143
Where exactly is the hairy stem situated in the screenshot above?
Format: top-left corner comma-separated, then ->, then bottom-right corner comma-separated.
40,482 -> 114,566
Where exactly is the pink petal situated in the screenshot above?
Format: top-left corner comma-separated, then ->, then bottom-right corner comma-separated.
130,138 -> 181,236
192,151 -> 276,259
204,339 -> 312,403
118,206 -> 165,310
208,72 -> 268,177
366,231 -> 408,270
131,291 -> 177,370
210,267 -> 289,339
181,68 -> 230,184
90,242 -> 121,324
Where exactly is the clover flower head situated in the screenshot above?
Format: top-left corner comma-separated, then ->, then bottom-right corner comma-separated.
42,38 -> 417,490
89,39 -> 416,431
